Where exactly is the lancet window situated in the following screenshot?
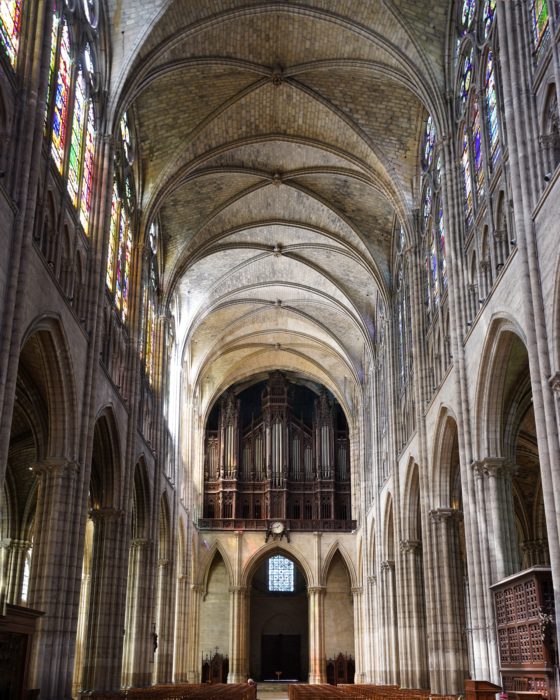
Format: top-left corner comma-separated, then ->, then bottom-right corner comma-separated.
419,114 -> 450,393
0,0 -> 22,67
142,222 -> 159,386
531,0 -> 550,59
393,224 -> 415,450
105,112 -> 136,323
44,1 -> 99,235
454,0 -> 512,321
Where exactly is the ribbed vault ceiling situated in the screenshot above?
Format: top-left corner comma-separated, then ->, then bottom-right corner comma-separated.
111,0 -> 450,418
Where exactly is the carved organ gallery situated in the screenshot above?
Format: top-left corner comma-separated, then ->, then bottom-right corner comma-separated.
200,372 -> 354,532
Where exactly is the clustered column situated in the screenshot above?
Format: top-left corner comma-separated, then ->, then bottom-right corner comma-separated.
429,509 -> 468,693
228,584 -> 249,682
308,586 -> 326,684
122,538 -> 154,688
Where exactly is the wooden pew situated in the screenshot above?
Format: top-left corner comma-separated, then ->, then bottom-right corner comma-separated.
80,683 -> 256,700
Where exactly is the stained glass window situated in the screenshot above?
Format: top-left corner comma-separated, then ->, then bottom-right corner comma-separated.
52,20 -> 71,173
425,252 -> 432,316
437,202 -> 447,290
114,205 -> 132,321
459,47 -> 473,108
106,182 -> 120,290
397,266 -> 405,382
423,183 -> 433,230
398,225 -> 405,252
268,555 -> 294,592
0,0 -> 22,67
485,51 -> 501,167
121,112 -> 133,164
423,115 -> 436,170
143,223 -> 158,384
68,70 -> 86,207
144,291 -> 155,384
44,12 -> 59,131
462,127 -> 473,226
531,0 -> 549,49
482,0 -> 496,39
460,0 -> 476,33
429,231 -> 439,308
472,98 -> 485,200
80,101 -> 95,233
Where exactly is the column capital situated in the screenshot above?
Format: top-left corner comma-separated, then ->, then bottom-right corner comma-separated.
158,558 -> 170,568
367,574 -> 377,586
474,456 -> 517,478
400,539 -> 421,553
191,583 -> 204,593
307,585 -> 326,596
8,539 -> 32,552
351,585 -> 363,596
380,559 -> 395,571
130,537 -> 151,550
89,507 -> 125,522
229,585 -> 247,594
33,459 -> 79,477
548,371 -> 560,393
429,507 -> 462,524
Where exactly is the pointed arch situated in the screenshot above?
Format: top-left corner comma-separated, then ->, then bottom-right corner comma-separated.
402,458 -> 422,541
382,492 -> 395,561
91,406 -> 122,509
241,540 -> 312,589
474,315 -> 527,458
197,539 -> 234,591
20,315 -> 78,460
158,491 -> 172,561
430,405 -> 460,508
132,457 -> 151,539
321,540 -> 357,588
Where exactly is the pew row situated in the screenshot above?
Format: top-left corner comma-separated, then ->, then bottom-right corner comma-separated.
79,683 -> 257,700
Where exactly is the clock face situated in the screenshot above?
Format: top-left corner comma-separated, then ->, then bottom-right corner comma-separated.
271,521 -> 284,534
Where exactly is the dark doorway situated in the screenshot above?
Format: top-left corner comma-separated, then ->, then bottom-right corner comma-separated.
261,634 -> 301,680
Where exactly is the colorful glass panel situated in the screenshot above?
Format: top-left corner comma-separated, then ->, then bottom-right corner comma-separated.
120,217 -> 132,322
114,205 -> 126,311
429,231 -> 439,308
106,183 -> 119,290
435,152 -> 442,189
398,225 -> 405,252
472,98 -> 485,200
461,0 -> 476,32
120,112 -> 133,164
531,0 -> 549,49
44,12 -> 59,131
423,115 -> 437,170
437,202 -> 447,290
423,183 -> 433,230
425,252 -> 432,316
460,47 -> 473,108
67,70 -> 86,207
145,294 -> 155,384
51,20 -> 71,173
268,555 -> 294,592
462,127 -> 473,226
80,101 -> 95,233
0,0 -> 22,67
483,0 -> 496,39
398,292 -> 405,380
485,51 -> 501,167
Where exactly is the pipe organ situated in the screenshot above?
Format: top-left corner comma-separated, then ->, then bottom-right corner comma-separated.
202,372 -> 352,529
